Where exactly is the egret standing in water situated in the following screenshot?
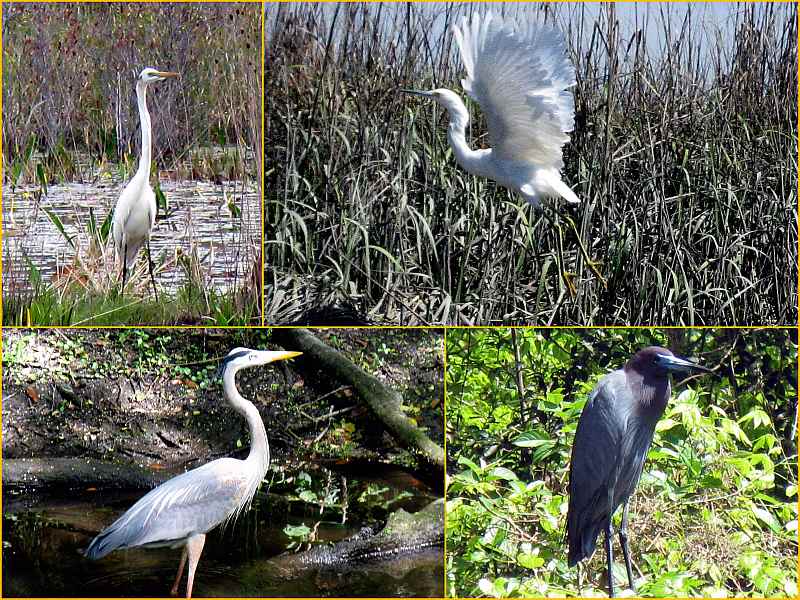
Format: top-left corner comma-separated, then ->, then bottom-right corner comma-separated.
566,347 -> 712,597
402,13 -> 579,207
85,348 -> 302,598
113,67 -> 178,295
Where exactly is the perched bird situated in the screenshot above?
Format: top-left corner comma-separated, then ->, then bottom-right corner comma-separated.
566,346 -> 712,597
402,12 -> 579,207
113,67 -> 178,293
84,348 -> 302,598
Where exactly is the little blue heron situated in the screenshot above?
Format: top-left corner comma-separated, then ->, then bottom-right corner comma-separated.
566,346 -> 712,597
402,12 -> 579,207
84,347 -> 302,598
113,68 -> 178,296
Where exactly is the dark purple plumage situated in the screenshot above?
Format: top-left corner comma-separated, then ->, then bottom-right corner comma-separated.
566,346 -> 710,596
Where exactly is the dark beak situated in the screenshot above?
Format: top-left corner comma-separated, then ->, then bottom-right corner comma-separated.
656,353 -> 713,374
400,88 -> 434,98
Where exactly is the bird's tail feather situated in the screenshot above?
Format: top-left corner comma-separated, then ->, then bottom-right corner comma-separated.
84,522 -> 129,560
567,518 -> 603,566
543,171 -> 581,204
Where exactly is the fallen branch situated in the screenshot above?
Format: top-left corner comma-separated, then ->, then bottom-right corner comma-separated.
271,328 -> 445,476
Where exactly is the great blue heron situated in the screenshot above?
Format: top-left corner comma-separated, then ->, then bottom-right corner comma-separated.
402,12 -> 579,207
113,67 -> 178,295
566,346 -> 712,597
84,347 -> 302,598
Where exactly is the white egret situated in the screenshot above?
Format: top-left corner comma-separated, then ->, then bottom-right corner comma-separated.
403,12 -> 579,207
85,348 -> 302,598
113,67 -> 178,294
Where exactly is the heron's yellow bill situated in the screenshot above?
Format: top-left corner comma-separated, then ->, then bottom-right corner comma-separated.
156,71 -> 180,78
271,350 -> 302,362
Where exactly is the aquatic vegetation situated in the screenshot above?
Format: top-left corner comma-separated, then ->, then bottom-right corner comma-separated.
266,3 -> 797,325
2,4 -> 262,324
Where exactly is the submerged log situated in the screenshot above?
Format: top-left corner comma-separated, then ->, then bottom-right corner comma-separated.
272,498 -> 444,573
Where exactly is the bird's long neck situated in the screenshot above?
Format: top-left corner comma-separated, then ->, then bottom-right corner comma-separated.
626,368 -> 671,420
135,80 -> 152,182
445,99 -> 488,176
223,369 -> 270,478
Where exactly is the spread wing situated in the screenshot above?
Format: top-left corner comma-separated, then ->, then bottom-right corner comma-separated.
452,12 -> 575,170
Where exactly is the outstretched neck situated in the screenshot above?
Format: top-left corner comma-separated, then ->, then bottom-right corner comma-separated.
135,80 -> 152,181
444,99 -> 489,176
223,369 -> 269,477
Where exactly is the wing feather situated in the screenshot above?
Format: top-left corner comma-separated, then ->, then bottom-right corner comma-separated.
453,12 -> 575,169
84,458 -> 248,559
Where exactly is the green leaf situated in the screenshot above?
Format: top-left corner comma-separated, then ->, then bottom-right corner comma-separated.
517,552 -> 544,569
489,466 -> 518,481
43,207 -> 75,249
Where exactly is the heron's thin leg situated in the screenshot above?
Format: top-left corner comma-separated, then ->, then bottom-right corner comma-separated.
540,206 -> 577,297
184,533 -> 206,599
121,242 -> 129,295
618,501 -> 636,592
170,546 -> 188,597
605,520 -> 615,598
563,214 -> 607,288
146,241 -> 159,301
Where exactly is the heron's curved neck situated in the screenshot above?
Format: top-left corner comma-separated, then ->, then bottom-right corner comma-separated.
445,99 -> 487,176
224,369 -> 269,477
625,368 -> 671,417
135,80 -> 152,181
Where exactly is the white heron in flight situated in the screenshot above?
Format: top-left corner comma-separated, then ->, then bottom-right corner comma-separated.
403,13 -> 579,207
113,67 -> 178,294
85,347 -> 302,598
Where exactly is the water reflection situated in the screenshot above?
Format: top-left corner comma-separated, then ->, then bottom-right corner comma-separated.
3,178 -> 259,295
3,470 -> 444,598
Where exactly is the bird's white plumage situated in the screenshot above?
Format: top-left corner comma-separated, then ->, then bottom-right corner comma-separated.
113,67 -> 177,288
113,171 -> 157,269
453,13 -> 575,170
404,12 -> 579,206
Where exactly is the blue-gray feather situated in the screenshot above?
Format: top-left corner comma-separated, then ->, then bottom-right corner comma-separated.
566,363 -> 670,565
84,459 -> 248,559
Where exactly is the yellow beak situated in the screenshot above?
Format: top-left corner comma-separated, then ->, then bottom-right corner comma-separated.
269,350 -> 303,362
156,71 -> 179,79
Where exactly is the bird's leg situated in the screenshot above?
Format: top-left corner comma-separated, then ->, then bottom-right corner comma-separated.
541,206 -> 577,297
184,532 -> 206,599
121,242 -> 129,296
618,501 -> 636,592
170,546 -> 188,597
146,241 -> 159,301
605,520 -> 615,598
563,214 -> 607,289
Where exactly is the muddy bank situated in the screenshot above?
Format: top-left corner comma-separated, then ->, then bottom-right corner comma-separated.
2,328 -> 444,474
2,328 -> 445,596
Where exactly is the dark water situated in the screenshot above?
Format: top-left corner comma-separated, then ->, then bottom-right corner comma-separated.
2,468 -> 443,597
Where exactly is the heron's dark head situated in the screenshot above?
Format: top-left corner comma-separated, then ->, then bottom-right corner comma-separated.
626,346 -> 712,378
138,67 -> 179,84
217,347 -> 302,378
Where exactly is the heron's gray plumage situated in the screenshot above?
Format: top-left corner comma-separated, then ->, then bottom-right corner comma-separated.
84,347 -> 301,598
84,459 -> 249,559
566,346 -> 711,596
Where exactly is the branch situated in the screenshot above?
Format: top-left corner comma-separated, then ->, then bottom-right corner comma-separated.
271,329 -> 445,475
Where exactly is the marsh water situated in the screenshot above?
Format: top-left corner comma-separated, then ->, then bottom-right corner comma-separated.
2,464 -> 443,598
2,175 -> 259,295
